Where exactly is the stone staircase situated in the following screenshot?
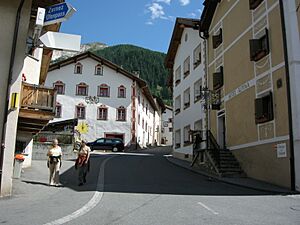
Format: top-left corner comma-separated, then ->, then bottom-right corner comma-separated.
192,130 -> 245,177
207,149 -> 245,177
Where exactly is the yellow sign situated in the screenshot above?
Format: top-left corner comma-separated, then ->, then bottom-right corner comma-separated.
10,93 -> 19,109
76,122 -> 89,134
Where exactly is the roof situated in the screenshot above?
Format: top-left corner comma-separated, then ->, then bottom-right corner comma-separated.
164,18 -> 200,69
48,51 -> 158,111
165,105 -> 173,110
152,95 -> 166,112
199,0 -> 220,36
42,118 -> 78,132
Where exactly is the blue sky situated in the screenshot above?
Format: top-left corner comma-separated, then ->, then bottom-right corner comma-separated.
60,0 -> 204,53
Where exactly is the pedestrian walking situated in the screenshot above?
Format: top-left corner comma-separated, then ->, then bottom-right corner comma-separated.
75,140 -> 91,186
47,139 -> 62,186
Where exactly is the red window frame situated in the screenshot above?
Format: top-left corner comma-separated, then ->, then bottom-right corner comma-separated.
53,81 -> 65,95
76,82 -> 88,96
76,104 -> 86,119
117,106 -> 126,121
118,85 -> 126,98
98,84 -> 110,97
98,106 -> 108,120
74,62 -> 83,74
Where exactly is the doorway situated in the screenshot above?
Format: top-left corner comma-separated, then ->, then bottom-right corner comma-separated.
217,113 -> 226,149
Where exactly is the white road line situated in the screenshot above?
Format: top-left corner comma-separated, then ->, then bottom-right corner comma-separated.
44,156 -> 115,225
197,202 -> 219,215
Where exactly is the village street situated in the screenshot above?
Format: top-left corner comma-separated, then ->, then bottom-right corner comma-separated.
0,147 -> 299,225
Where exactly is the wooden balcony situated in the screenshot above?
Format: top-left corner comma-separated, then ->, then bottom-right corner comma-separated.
18,83 -> 56,133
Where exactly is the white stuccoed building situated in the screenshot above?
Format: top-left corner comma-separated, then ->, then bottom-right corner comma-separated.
161,105 -> 173,146
165,18 -> 206,161
46,52 -> 163,148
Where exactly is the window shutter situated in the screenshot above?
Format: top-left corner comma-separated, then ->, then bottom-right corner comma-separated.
261,29 -> 270,55
212,29 -> 222,49
249,39 -> 260,61
249,0 -> 264,10
266,93 -> 274,121
213,67 -> 223,90
255,97 -> 264,123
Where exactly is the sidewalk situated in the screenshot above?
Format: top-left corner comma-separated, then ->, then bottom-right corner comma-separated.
12,159 -> 75,198
166,155 -> 298,195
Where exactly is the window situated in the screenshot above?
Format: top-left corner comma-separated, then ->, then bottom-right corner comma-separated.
138,114 -> 140,125
194,79 -> 202,102
98,84 -> 110,97
53,81 -> 65,95
184,125 -> 191,145
175,66 -> 181,86
146,103 -> 148,114
76,103 -> 86,119
138,91 -> 141,104
212,28 -> 223,49
55,103 -> 62,118
145,122 -> 148,132
183,56 -> 190,77
175,129 -> 181,148
193,44 -> 201,69
169,127 -> 173,132
183,88 -> 190,109
142,118 -> 144,129
117,106 -> 126,121
95,64 -> 103,75
96,138 -> 105,144
118,85 -> 126,98
249,0 -> 264,10
213,66 -> 224,90
74,62 -> 83,74
175,95 -> 181,115
142,99 -> 145,109
98,106 -> 108,120
195,120 -> 203,131
255,92 -> 273,124
76,82 -> 88,96
250,29 -> 270,62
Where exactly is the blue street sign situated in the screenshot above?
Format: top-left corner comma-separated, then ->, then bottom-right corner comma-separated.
44,2 -> 76,26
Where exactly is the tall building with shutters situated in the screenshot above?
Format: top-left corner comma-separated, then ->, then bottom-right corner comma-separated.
199,0 -> 300,190
165,18 -> 206,161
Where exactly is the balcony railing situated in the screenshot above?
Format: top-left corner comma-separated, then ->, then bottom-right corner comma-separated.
20,83 -> 56,112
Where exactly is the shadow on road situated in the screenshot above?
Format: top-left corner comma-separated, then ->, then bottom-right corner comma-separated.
59,148 -> 275,196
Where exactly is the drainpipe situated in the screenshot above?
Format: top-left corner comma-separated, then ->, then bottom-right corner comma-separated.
199,29 -> 209,150
279,0 -> 295,191
0,0 -> 26,191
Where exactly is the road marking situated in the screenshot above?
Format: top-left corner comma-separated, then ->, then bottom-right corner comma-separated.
92,152 -> 154,157
44,156 -> 115,225
197,202 -> 219,215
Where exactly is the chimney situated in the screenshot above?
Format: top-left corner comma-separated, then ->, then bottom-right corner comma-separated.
133,71 -> 140,77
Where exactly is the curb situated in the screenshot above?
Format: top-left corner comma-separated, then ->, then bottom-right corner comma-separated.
165,156 -> 297,195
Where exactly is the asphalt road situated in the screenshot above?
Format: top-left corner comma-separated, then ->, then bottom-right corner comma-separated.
1,147 -> 300,225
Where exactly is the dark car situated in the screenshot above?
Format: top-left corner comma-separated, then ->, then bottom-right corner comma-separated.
87,138 -> 124,152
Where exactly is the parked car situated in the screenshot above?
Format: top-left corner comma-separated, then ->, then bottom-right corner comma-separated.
87,138 -> 124,152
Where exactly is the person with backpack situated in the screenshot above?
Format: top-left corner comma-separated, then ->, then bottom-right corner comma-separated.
75,140 -> 91,186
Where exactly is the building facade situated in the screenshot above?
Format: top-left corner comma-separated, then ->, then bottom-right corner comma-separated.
161,105 -> 173,146
46,52 -> 163,148
165,18 -> 206,161
0,0 -> 63,197
199,0 -> 300,190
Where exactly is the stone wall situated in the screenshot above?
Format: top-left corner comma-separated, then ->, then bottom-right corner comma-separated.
33,143 -> 77,160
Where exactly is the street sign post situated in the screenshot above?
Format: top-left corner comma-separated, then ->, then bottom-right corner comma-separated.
44,2 -> 76,26
39,32 -> 81,52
